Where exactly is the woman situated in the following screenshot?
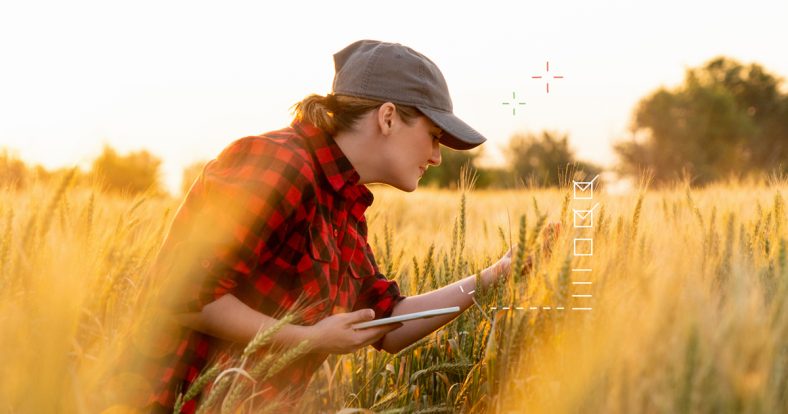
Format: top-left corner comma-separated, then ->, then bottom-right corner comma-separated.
137,39 -> 523,413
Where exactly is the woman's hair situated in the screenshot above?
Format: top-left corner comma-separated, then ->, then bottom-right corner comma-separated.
289,93 -> 423,136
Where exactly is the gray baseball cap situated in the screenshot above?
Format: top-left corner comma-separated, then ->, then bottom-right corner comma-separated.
331,39 -> 487,151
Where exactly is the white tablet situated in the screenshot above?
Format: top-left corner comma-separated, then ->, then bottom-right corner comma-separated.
351,306 -> 461,330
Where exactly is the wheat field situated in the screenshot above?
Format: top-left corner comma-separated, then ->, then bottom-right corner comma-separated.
0,172 -> 786,413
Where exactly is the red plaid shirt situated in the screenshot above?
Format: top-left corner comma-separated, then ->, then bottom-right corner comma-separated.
137,119 -> 405,412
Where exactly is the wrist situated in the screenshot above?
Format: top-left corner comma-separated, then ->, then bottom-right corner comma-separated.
481,263 -> 506,288
479,267 -> 495,289
289,324 -> 320,351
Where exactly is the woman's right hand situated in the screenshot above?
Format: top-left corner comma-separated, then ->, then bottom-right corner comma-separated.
304,309 -> 403,354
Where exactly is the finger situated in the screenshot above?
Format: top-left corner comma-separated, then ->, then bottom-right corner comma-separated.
373,323 -> 402,335
383,322 -> 404,332
357,327 -> 397,348
356,324 -> 397,340
510,243 -> 522,258
501,256 -> 513,269
354,321 -> 403,334
359,336 -> 385,349
347,308 -> 376,323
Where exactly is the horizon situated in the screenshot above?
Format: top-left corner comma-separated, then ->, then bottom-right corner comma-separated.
1,0 -> 786,194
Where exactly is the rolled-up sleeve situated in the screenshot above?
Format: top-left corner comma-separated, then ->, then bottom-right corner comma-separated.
353,238 -> 407,351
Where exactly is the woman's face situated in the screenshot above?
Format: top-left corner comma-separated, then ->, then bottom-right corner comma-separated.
382,111 -> 443,192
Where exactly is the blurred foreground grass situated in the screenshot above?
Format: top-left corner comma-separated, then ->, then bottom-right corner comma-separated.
0,172 -> 786,413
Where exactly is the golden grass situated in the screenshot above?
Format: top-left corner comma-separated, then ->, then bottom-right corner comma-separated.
0,175 -> 786,413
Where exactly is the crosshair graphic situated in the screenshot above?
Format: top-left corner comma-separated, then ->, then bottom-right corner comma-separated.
531,61 -> 564,93
501,91 -> 527,115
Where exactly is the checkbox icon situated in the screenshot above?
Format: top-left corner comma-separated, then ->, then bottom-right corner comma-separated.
573,175 -> 599,200
573,238 -> 593,256
573,203 -> 600,228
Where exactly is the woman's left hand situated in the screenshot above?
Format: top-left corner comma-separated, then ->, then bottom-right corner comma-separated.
481,221 -> 561,287
481,244 -> 519,287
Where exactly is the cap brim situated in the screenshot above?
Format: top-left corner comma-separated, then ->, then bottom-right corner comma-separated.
417,106 -> 487,150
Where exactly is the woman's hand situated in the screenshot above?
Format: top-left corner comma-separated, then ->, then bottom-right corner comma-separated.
481,221 -> 562,286
304,309 -> 403,354
481,245 -> 526,286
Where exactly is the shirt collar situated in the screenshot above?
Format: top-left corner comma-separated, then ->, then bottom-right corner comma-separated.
290,118 -> 374,207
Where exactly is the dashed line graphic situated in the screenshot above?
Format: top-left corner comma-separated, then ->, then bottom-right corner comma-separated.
459,285 -> 475,295
489,306 -> 591,311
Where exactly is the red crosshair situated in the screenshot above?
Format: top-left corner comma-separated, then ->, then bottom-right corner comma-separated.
531,61 -> 564,93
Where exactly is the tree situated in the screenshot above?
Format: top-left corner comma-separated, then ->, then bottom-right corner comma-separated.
615,56 -> 788,185
1,148 -> 90,190
91,144 -> 163,195
505,131 -> 600,187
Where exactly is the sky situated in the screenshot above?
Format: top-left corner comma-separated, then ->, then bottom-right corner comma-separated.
1,0 -> 786,194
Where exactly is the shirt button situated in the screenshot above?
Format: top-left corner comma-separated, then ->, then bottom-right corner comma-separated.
333,228 -> 338,237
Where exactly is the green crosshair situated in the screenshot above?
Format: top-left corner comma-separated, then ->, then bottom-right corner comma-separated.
501,91 -> 526,115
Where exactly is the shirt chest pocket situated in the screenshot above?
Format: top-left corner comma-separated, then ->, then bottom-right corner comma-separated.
344,222 -> 374,280
307,213 -> 369,280
307,215 -> 337,263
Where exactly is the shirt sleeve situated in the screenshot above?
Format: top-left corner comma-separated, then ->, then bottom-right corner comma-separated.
353,235 -> 407,351
157,137 -> 310,314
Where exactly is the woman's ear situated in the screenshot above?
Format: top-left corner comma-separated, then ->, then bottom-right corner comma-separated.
378,102 -> 396,134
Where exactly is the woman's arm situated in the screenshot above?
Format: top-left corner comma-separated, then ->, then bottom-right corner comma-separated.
379,247 -> 517,354
175,293 -> 401,354
174,294 -> 308,346
380,222 -> 562,353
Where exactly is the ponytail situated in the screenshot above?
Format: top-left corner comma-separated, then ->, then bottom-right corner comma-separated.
289,93 -> 422,136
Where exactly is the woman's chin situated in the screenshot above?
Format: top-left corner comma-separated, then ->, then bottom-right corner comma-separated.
393,179 -> 418,192
384,175 -> 420,192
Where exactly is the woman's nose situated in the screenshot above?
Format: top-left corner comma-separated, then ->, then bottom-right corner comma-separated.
428,141 -> 441,166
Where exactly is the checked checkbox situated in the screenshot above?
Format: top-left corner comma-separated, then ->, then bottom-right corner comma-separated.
573,175 -> 599,200
573,203 -> 600,228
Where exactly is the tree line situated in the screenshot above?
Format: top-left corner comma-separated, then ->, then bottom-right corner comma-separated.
2,55 -> 786,195
1,145 -> 165,195
0,129 -> 601,197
